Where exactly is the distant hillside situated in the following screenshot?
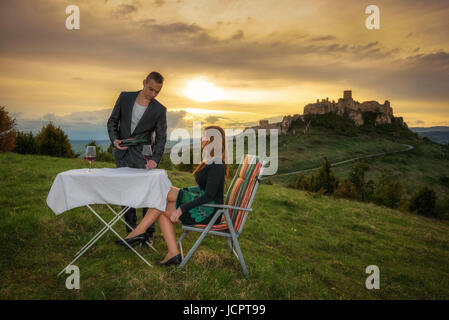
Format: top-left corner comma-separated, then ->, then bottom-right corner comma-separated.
248,113 -> 449,200
410,127 -> 449,145
70,140 -> 111,155
70,139 -> 192,156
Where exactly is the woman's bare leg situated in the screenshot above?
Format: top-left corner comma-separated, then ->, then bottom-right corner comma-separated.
126,207 -> 163,238
126,187 -> 179,239
158,203 -> 180,263
167,186 -> 179,202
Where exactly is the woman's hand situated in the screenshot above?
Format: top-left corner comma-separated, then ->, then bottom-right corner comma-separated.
169,207 -> 183,224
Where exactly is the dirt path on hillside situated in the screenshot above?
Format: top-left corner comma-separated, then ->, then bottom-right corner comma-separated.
261,144 -> 414,180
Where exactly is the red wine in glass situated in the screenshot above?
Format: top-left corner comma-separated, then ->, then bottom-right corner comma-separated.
142,145 -> 152,169
85,146 -> 96,172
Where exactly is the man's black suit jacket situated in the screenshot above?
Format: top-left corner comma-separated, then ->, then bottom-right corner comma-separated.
107,90 -> 167,167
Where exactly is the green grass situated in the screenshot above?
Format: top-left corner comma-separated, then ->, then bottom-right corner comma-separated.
267,131 -> 449,199
1,153 -> 448,299
275,131 -> 407,174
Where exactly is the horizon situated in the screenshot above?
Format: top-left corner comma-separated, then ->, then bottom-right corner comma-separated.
1,0 -> 448,139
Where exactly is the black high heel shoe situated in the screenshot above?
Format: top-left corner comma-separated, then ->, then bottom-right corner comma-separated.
157,254 -> 182,266
115,233 -> 147,248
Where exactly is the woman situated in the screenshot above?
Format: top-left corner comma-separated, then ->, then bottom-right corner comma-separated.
116,125 -> 228,266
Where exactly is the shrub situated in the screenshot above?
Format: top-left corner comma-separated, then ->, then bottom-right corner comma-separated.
295,174 -> 310,190
439,176 -> 449,188
15,131 -> 38,154
177,162 -> 195,173
436,195 -> 449,220
157,153 -> 174,171
286,182 -> 296,189
334,179 -> 357,200
310,157 -> 338,195
348,162 -> 374,201
36,122 -> 74,158
409,185 -> 437,218
0,106 -> 16,152
372,171 -> 403,208
302,113 -> 359,136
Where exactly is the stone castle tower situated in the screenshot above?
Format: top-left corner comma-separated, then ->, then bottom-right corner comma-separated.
244,90 -> 406,134
303,90 -> 399,126
343,90 -> 352,101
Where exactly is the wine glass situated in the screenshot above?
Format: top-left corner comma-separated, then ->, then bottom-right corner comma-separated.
85,146 -> 96,172
142,144 -> 152,169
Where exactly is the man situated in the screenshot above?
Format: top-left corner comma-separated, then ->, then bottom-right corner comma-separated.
107,71 -> 167,244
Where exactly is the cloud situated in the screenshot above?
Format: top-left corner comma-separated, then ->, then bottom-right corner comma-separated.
364,51 -> 449,101
154,0 -> 165,7
309,35 -> 336,42
204,116 -> 221,124
113,3 -> 138,17
167,110 -> 190,129
14,108 -> 194,140
231,30 -> 244,40
1,0 -> 448,122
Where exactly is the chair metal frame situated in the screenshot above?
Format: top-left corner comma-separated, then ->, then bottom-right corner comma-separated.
177,158 -> 266,277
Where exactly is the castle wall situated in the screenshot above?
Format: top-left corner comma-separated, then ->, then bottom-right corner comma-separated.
244,91 -> 402,134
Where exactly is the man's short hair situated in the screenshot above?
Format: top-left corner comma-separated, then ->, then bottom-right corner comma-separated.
146,71 -> 164,84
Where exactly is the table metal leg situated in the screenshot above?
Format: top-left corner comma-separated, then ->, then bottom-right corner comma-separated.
57,205 -> 153,277
73,205 -> 158,257
57,206 -> 129,276
74,206 -> 129,257
85,205 -> 152,269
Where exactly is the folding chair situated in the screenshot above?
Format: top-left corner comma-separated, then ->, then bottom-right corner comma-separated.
177,155 -> 266,277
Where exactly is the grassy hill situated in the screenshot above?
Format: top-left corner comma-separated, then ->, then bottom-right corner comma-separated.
1,153 -> 448,299
257,115 -> 449,200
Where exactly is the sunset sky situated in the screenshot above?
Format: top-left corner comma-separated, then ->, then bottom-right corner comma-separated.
1,0 -> 448,139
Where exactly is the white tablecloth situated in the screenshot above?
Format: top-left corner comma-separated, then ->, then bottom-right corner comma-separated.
46,167 -> 172,215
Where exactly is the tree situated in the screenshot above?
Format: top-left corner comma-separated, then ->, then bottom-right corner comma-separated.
36,122 -> 74,158
409,185 -> 437,218
295,174 -> 310,191
372,171 -> 403,208
348,162 -> 374,201
310,157 -> 338,195
0,106 -> 16,152
334,179 -> 358,200
15,131 -> 38,154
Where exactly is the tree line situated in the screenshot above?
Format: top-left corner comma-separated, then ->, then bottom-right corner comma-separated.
276,157 -> 449,220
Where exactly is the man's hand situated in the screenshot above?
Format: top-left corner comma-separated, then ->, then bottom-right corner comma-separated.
113,139 -> 128,150
169,207 -> 183,224
146,159 -> 158,170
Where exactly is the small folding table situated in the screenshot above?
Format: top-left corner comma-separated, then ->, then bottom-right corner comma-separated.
46,167 -> 172,276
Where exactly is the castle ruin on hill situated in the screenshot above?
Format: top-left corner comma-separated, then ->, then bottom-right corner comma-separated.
245,90 -> 407,135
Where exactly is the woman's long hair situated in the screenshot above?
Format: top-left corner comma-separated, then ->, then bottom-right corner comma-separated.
192,125 -> 228,178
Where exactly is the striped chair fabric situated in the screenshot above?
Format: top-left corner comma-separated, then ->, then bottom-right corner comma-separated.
194,155 -> 261,233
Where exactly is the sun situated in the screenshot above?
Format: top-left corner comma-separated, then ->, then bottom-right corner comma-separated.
183,78 -> 224,102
